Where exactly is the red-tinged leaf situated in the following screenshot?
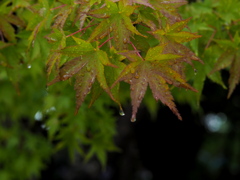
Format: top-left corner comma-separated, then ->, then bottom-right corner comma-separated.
166,17 -> 191,33
129,67 -> 148,122
118,50 -> 142,62
228,55 -> 240,98
113,46 -> 196,121
74,66 -> 97,113
52,7 -> 72,29
148,73 -> 182,120
46,52 -> 62,76
151,20 -> 202,65
88,0 -> 145,49
59,57 -> 88,80
163,42 -> 203,65
151,20 -> 201,44
150,0 -> 187,24
49,37 -> 118,112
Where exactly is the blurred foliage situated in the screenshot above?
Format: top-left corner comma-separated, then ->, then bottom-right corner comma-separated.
0,0 -> 239,179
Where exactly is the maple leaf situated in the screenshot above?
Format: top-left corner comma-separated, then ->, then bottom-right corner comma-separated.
112,44 -> 197,121
45,28 -> 66,76
88,0 -> 144,50
210,32 -> 240,98
48,36 -> 118,113
0,13 -> 25,42
151,18 -> 202,65
150,0 -> 187,24
88,47 -> 126,108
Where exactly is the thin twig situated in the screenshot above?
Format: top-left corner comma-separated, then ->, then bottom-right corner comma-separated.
129,41 -> 144,60
50,4 -> 67,11
66,23 -> 98,38
99,37 -> 114,48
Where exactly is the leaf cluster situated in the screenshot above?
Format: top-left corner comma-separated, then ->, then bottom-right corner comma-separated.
45,0 -> 202,122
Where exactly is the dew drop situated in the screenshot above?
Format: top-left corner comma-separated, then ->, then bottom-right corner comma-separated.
63,74 -> 71,80
131,117 -> 136,122
194,68 -> 197,75
32,40 -> 35,47
109,26 -> 113,32
100,34 -> 105,39
123,38 -> 128,44
119,108 -> 125,116
135,72 -> 139,79
27,64 -> 32,69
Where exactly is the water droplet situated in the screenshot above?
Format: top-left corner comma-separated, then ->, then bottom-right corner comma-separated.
63,74 -> 71,80
119,108 -> 125,116
194,69 -> 197,75
135,72 -> 139,79
34,111 -> 43,121
32,40 -> 35,47
27,64 -> 31,69
123,38 -> 128,44
102,13 -> 108,18
131,117 -> 136,122
109,26 -> 113,32
100,34 -> 105,39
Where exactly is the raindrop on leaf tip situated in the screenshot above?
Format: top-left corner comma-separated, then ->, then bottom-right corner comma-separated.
119,109 -> 125,116
131,118 -> 136,122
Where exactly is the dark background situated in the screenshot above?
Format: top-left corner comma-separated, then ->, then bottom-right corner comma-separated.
41,70 -> 240,180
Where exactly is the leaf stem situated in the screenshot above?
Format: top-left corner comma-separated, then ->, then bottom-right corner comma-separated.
66,23 -> 98,38
130,41 -> 144,61
50,4 -> 67,11
99,37 -> 114,48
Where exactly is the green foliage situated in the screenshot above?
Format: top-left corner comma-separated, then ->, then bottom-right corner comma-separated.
0,0 -> 239,179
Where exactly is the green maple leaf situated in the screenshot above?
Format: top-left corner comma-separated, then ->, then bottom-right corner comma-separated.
210,32 -> 240,98
48,36 -> 118,113
88,0 -> 144,50
151,18 -> 202,65
0,13 -> 25,42
45,28 -> 66,76
112,44 -> 197,121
